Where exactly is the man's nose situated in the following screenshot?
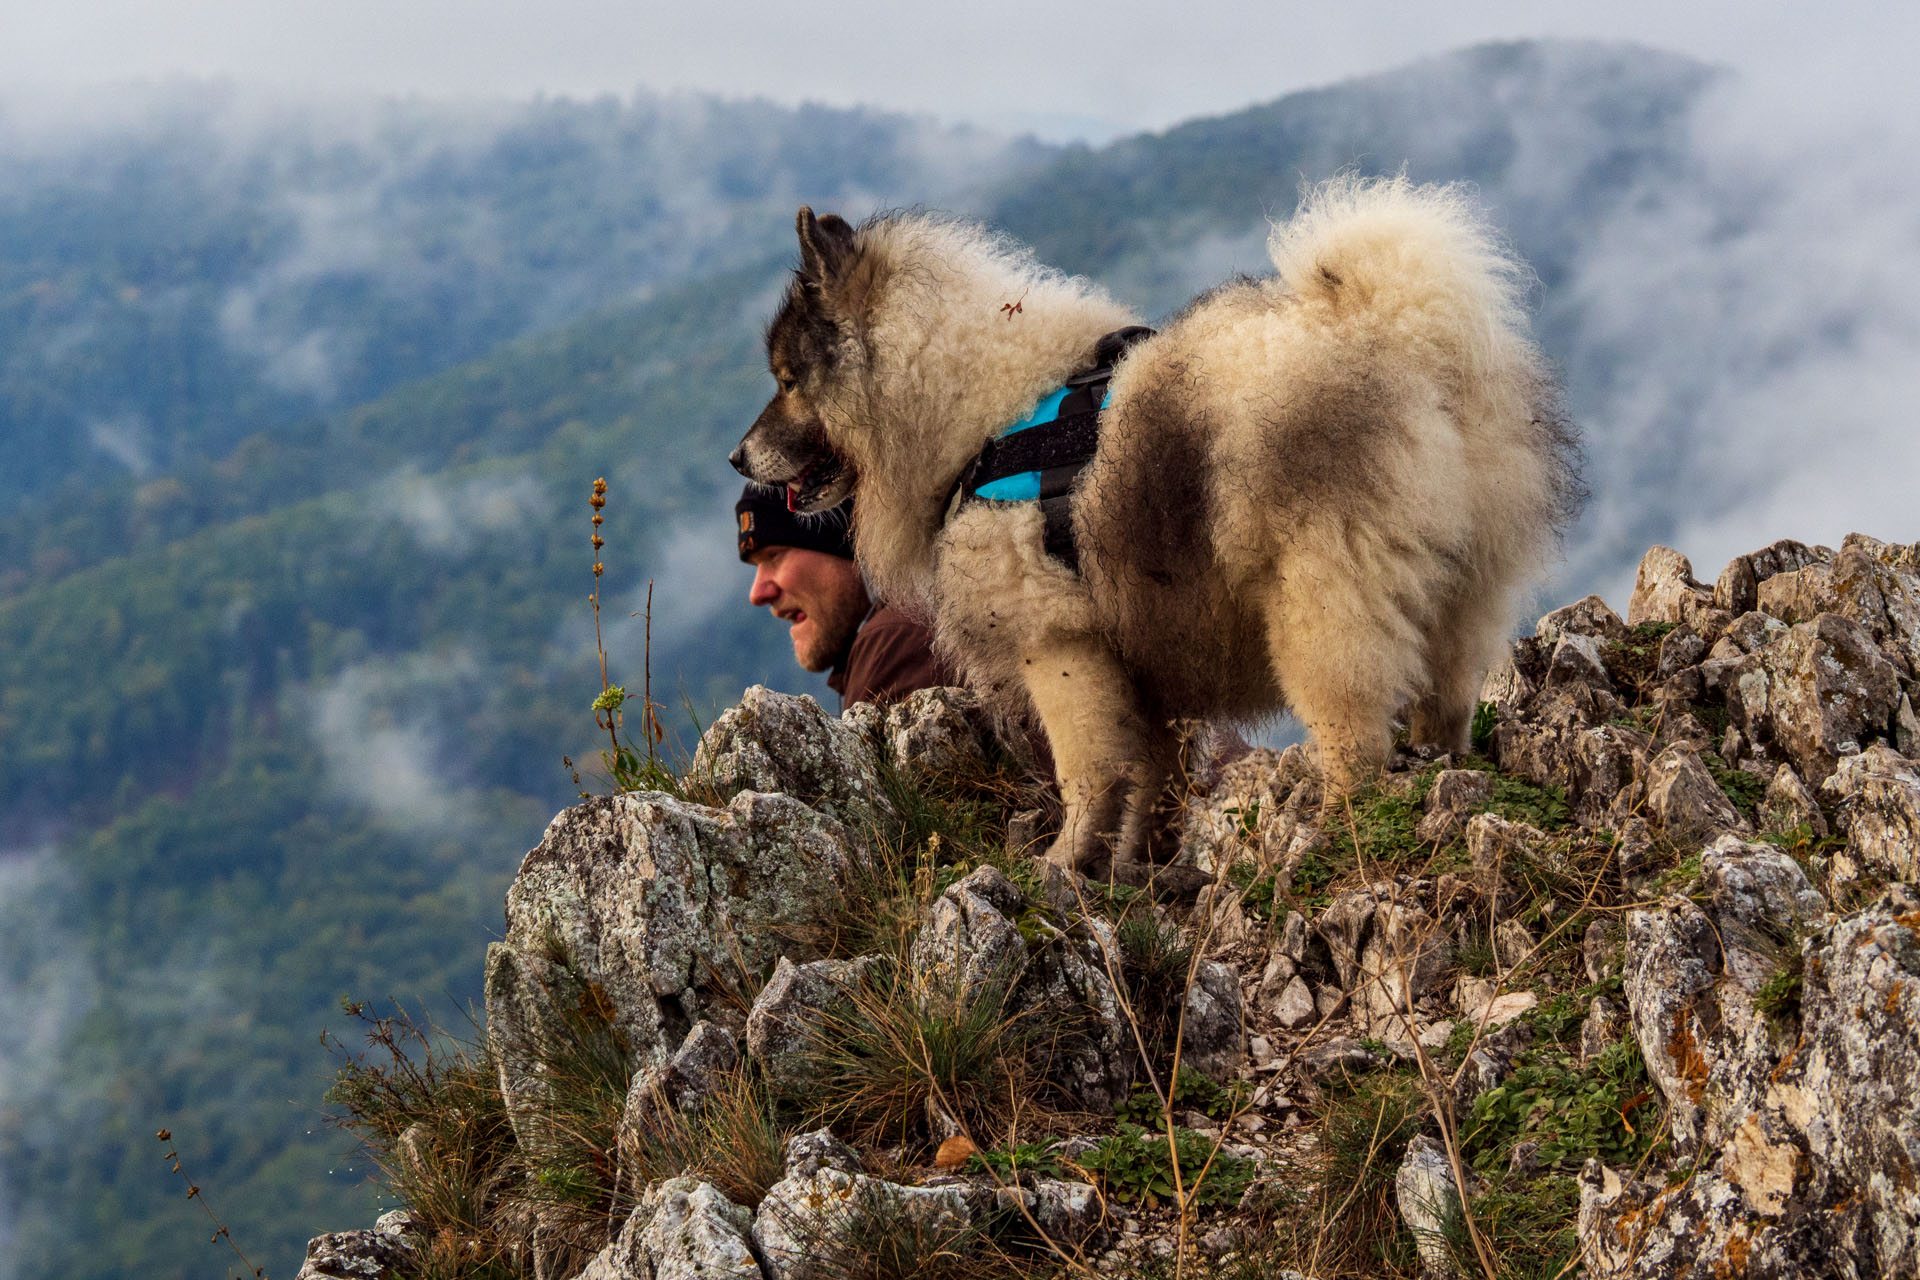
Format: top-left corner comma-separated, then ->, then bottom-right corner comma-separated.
748,566 -> 779,606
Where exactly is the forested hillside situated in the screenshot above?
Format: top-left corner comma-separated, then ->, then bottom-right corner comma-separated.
6,37 -> 1916,1280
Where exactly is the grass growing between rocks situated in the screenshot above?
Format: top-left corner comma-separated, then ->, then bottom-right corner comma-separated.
788,961 -> 1052,1151
770,1190 -> 1055,1280
324,1004 -> 529,1280
326,994 -> 806,1279
1256,1069 -> 1425,1277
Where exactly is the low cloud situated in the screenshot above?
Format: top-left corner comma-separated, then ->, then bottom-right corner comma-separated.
1556,71 -> 1920,601
373,468 -> 546,554
0,846 -> 98,1280
84,411 -> 152,476
307,652 -> 480,830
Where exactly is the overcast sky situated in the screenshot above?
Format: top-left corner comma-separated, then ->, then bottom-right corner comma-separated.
6,0 -> 1918,140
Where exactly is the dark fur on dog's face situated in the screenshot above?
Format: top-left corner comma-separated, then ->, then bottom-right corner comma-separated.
729,208 -> 863,514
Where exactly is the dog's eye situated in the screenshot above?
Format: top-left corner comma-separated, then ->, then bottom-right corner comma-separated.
778,376 -> 798,394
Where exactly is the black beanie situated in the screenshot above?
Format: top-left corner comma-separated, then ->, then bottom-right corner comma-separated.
735,484 -> 855,561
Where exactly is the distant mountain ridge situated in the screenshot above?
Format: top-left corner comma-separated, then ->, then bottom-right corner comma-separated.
0,87 -> 1048,513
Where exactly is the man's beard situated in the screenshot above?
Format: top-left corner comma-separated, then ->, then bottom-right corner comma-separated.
795,590 -> 867,672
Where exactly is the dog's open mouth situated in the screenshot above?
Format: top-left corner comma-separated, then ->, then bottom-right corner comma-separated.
783,454 -> 848,513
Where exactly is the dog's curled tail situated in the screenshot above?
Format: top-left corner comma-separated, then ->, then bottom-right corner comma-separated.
1268,174 -> 1533,382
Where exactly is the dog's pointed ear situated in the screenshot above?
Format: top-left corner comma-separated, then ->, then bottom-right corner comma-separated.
797,207 -> 856,286
796,206 -> 880,322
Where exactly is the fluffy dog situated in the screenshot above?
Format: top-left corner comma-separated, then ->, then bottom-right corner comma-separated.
730,176 -> 1580,875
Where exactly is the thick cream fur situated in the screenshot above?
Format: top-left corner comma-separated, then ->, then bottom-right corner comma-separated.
802,177 -> 1573,871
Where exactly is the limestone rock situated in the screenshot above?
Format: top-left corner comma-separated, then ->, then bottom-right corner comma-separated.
1271,974 -> 1317,1029
485,791 -> 863,1142
1314,888 -> 1379,989
293,1224 -> 416,1280
1536,593 -> 1628,648
1479,653 -> 1535,710
1823,745 -> 1920,891
1622,836 -> 1825,1153
1416,769 -> 1494,844
1490,718 -> 1647,826
1396,1133 -> 1465,1278
1759,764 -> 1827,838
1642,742 -> 1745,843
843,685 -> 1000,778
745,956 -> 877,1090
575,1178 -> 761,1280
1746,613 -> 1902,785
754,1131 -> 983,1280
1464,813 -> 1547,915
910,865 -> 1028,992
906,864 -> 1135,1110
1712,539 -> 1830,616
620,1021 -> 741,1150
1581,888 -> 1920,1277
1180,960 -> 1246,1080
1357,902 -> 1455,1039
691,684 -> 890,828
1843,534 -> 1920,673
1628,546 -> 1714,626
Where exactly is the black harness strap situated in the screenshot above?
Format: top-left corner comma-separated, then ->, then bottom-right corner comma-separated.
951,325 -> 1154,573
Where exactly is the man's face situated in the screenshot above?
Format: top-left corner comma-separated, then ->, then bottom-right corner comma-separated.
746,545 -> 870,672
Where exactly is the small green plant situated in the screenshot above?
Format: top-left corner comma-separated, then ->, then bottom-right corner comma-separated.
1228,855 -> 1280,918
1081,1123 -> 1256,1209
1325,787 -> 1427,866
965,1140 -> 1073,1182
1759,824 -> 1842,857
1602,621 -> 1679,699
1113,1066 -> 1247,1126
1482,775 -> 1572,830
1754,949 -> 1806,1029
1223,798 -> 1262,842
1461,1034 -> 1657,1174
1471,700 -> 1499,755
1703,751 -> 1766,820
578,477 -> 678,797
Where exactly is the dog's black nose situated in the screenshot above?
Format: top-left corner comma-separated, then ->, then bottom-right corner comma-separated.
728,442 -> 749,477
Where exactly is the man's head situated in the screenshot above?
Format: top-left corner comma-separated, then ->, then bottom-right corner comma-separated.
736,484 -> 869,673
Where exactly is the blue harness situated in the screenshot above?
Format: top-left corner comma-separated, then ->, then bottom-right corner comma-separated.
949,326 -> 1153,571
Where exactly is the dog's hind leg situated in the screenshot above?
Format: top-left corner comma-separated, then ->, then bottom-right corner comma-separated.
1262,560 -> 1421,797
1020,631 -> 1149,876
1113,717 -> 1183,871
1408,573 -> 1511,754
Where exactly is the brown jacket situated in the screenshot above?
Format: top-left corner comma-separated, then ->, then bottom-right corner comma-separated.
827,604 -> 959,708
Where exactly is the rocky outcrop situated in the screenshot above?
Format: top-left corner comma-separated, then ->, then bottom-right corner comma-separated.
303,534 -> 1920,1280
483,787 -> 864,1140
1582,886 -> 1920,1277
